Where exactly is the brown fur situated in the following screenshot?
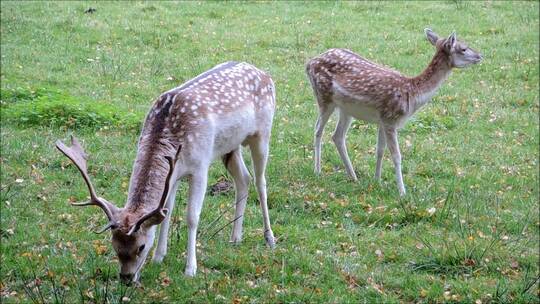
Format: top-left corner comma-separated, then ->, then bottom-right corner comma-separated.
126,62 -> 275,212
306,30 -> 482,196
306,48 -> 454,121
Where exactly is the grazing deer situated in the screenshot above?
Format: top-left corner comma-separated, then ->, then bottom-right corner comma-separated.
56,61 -> 277,283
306,29 -> 482,195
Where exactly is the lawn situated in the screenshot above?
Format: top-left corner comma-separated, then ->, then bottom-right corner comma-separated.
1,1 -> 538,303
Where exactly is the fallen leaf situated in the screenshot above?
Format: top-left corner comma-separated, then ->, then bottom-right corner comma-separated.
463,259 -> 476,266
367,276 -> 384,294
161,277 -> 171,287
443,291 -> 451,300
209,178 -> 233,196
85,290 -> 94,299
340,271 -> 359,289
510,260 -> 519,269
92,242 -> 107,255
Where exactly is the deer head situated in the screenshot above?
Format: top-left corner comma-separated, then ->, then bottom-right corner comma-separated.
56,136 -> 179,284
425,28 -> 482,68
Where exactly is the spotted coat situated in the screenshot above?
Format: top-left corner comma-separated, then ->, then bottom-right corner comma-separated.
306,48 -> 454,122
126,62 -> 275,213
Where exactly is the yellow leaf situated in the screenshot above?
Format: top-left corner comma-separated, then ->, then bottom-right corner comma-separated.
94,245 -> 107,255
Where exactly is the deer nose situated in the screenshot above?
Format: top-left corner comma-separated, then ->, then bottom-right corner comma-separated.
476,53 -> 483,61
119,273 -> 134,284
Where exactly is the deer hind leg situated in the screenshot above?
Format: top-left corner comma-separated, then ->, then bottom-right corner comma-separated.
247,134 -> 275,248
222,147 -> 251,244
383,126 -> 406,196
374,125 -> 386,181
184,169 -> 209,277
332,109 -> 357,181
152,179 -> 180,263
314,101 -> 335,175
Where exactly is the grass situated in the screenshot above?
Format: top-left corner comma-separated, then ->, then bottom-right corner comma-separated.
1,87 -> 142,130
1,1 -> 538,303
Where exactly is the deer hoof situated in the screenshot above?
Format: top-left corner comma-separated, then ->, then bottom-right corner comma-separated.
264,231 -> 275,249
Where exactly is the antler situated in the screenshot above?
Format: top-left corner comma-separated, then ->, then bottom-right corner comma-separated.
56,136 -> 118,227
127,146 -> 181,236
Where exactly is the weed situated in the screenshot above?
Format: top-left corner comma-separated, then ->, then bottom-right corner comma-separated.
1,87 -> 142,130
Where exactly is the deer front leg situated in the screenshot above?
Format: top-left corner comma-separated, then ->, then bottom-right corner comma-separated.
332,110 -> 357,181
384,127 -> 406,196
152,180 -> 180,263
185,171 -> 208,277
374,125 -> 386,181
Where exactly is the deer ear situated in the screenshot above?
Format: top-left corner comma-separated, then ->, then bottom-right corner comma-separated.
127,208 -> 168,236
425,28 -> 439,46
445,32 -> 457,51
143,208 -> 168,228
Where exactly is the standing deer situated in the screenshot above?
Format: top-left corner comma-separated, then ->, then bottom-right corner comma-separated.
306,29 -> 482,196
56,61 -> 277,283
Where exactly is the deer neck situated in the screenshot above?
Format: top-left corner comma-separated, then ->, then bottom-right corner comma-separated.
408,50 -> 453,112
126,128 -> 179,212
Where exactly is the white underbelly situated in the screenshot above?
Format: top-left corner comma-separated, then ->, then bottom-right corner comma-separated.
211,109 -> 256,159
334,98 -> 381,123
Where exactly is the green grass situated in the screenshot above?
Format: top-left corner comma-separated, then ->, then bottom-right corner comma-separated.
1,1 -> 538,303
1,87 -> 142,130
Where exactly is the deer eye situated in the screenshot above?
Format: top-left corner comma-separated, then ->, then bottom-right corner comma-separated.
138,244 -> 145,254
